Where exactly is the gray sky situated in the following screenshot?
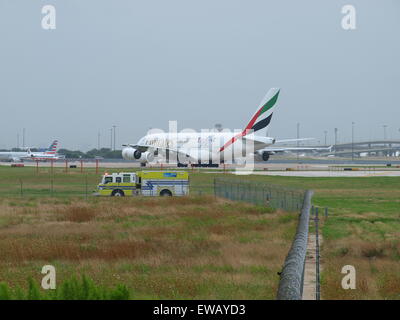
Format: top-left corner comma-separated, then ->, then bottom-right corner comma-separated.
0,0 -> 399,150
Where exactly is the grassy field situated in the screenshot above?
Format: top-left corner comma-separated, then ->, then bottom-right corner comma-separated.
0,166 -> 299,299
204,174 -> 400,299
201,173 -> 400,299
0,165 -> 399,299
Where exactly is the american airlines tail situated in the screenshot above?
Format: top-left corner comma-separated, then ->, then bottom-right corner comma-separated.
45,140 -> 58,155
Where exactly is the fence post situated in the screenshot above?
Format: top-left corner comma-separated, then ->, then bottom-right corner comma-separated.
315,206 -> 320,300
213,178 -> 216,197
85,174 -> 88,200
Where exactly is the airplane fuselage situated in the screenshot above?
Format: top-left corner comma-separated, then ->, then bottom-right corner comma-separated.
123,132 -> 275,164
138,132 -> 274,151
0,152 -> 29,162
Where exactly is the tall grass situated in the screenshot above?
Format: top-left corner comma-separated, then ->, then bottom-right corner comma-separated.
0,193 -> 295,299
0,275 -> 130,300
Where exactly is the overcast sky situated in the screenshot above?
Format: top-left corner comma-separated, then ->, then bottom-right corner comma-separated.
0,0 -> 399,150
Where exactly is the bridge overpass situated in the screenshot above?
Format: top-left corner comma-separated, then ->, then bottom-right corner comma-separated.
290,140 -> 400,157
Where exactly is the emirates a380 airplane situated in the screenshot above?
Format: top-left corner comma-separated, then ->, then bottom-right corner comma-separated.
122,89 -> 328,166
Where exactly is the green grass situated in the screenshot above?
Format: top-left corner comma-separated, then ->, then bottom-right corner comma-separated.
1,165 -> 399,299
0,167 -> 297,300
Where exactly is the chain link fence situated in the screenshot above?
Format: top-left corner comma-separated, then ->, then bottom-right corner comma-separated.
0,176 -> 98,199
213,177 -> 313,300
214,177 -> 305,211
0,177 -> 214,199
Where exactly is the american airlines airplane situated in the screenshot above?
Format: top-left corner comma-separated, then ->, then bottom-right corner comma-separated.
0,140 -> 63,162
122,88 -> 329,166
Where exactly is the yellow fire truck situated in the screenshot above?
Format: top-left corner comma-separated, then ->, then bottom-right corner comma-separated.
96,171 -> 189,197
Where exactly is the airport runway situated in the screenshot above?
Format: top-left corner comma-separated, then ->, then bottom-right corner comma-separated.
244,170 -> 400,177
1,158 -> 400,177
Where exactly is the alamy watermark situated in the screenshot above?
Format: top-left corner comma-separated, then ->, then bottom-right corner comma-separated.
341,5 -> 356,30
341,265 -> 356,290
41,265 -> 56,290
41,5 -> 56,30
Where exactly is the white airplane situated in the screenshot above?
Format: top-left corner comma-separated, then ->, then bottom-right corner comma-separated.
122,88 -> 330,166
0,140 -> 63,162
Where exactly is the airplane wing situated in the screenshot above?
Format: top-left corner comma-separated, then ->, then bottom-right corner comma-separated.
274,138 -> 315,144
259,146 -> 332,153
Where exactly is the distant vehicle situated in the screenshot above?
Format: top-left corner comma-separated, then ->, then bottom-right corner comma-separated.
122,88 -> 327,166
0,140 -> 63,162
95,171 -> 189,197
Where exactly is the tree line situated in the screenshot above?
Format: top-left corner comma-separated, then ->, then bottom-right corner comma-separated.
58,148 -> 123,159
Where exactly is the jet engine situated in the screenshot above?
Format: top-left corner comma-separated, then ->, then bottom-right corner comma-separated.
138,151 -> 154,163
122,147 -> 154,163
257,150 -> 274,162
262,151 -> 270,161
122,147 -> 141,160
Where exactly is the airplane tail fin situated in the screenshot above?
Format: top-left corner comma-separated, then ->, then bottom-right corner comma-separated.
219,88 -> 280,152
45,140 -> 58,154
243,88 -> 280,134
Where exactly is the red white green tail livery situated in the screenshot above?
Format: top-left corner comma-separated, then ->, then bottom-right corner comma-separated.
219,88 -> 280,152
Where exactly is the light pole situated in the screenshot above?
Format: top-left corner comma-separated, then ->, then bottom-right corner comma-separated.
383,125 -> 387,141
110,128 -> 113,150
97,131 -> 101,150
324,130 -> 327,146
22,128 -> 26,149
297,123 -> 300,162
351,122 -> 355,162
334,128 -> 338,155
112,125 -> 116,151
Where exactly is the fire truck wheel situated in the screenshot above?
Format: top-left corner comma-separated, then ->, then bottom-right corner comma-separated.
160,189 -> 172,197
111,189 -> 125,197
